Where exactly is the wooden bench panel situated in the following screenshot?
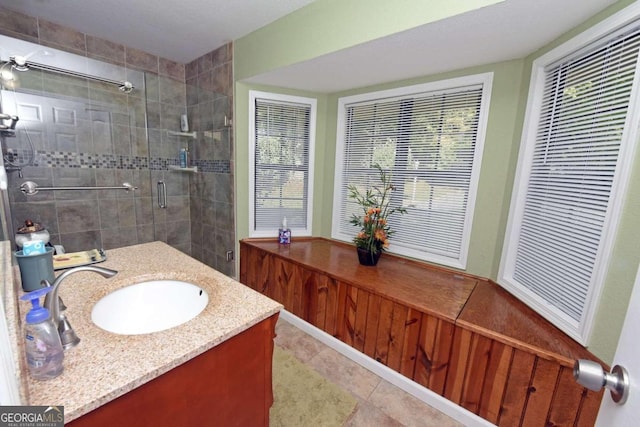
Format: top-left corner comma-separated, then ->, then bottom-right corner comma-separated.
414,314 -> 455,394
239,238 -> 605,427
399,308 -> 422,380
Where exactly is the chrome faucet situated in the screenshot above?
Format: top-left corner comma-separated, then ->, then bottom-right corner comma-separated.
42,265 -> 118,350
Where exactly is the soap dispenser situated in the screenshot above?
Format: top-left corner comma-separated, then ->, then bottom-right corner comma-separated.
20,287 -> 64,380
278,217 -> 291,245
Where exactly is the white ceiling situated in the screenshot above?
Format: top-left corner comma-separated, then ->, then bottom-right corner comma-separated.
246,0 -> 620,92
0,0 -> 316,63
0,0 -> 621,93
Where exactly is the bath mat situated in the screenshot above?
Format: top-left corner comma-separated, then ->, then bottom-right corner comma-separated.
271,345 -> 358,426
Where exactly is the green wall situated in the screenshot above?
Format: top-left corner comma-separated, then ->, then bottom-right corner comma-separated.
235,83 -> 330,244
318,61 -> 525,279
235,63 -> 526,281
234,0 -> 639,363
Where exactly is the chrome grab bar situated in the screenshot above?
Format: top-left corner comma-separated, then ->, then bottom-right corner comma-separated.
157,180 -> 167,208
20,181 -> 137,195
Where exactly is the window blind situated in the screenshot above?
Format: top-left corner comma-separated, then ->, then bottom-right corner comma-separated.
505,23 -> 640,330
333,78 -> 490,267
253,97 -> 312,233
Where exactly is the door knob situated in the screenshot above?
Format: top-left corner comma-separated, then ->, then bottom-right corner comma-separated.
573,359 -> 629,405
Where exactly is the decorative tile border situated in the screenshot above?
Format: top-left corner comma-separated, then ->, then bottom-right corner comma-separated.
5,150 -> 230,173
195,159 -> 231,173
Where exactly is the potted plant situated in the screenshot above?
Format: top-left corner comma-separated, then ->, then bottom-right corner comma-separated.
348,164 -> 407,266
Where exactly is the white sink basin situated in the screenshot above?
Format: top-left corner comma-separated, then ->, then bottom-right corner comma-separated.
91,280 -> 209,335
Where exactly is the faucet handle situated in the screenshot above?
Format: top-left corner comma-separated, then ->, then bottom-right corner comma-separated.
41,266 -> 118,351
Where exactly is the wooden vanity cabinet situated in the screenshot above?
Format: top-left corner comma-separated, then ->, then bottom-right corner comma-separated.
67,314 -> 278,427
240,238 -> 604,427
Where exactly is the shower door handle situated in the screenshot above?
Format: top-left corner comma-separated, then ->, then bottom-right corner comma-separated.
157,181 -> 167,209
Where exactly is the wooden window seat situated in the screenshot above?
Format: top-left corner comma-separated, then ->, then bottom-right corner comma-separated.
240,237 -> 605,426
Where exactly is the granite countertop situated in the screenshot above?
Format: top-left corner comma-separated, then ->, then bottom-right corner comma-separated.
16,241 -> 282,422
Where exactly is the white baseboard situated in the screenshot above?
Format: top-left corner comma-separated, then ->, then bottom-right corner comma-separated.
279,309 -> 495,427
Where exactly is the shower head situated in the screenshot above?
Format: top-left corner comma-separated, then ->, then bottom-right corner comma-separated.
0,69 -> 14,81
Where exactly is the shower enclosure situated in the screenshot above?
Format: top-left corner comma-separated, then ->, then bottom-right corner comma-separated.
0,35 -> 192,260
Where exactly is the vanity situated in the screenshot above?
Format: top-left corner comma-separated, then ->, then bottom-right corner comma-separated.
5,241 -> 282,425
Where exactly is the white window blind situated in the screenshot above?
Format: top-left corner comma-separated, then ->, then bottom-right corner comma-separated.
500,19 -> 640,343
249,92 -> 316,237
332,75 -> 492,268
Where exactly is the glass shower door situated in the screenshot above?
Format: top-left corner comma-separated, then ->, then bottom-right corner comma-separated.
0,60 -> 154,252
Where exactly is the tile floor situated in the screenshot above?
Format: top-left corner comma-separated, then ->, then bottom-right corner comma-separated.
274,317 -> 464,427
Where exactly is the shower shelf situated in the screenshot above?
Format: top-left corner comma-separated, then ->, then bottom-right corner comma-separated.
168,165 -> 198,173
168,131 -> 197,139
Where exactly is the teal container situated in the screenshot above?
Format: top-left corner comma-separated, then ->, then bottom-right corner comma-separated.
15,247 -> 56,292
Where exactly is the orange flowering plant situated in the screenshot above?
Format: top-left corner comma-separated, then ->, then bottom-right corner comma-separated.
348,164 -> 407,256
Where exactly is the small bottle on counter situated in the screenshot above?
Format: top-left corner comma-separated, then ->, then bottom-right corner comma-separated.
20,287 -> 64,380
278,217 -> 291,245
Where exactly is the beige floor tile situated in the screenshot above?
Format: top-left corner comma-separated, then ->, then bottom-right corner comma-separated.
368,380 -> 463,427
346,399 -> 405,427
307,346 -> 381,401
275,320 -> 326,363
274,317 -> 463,427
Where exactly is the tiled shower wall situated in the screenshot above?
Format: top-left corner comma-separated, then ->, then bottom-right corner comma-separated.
185,46 -> 235,277
0,5 -> 235,277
